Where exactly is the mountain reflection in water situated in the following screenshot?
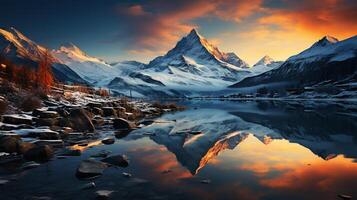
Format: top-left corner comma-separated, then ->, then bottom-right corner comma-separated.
1,100 -> 356,200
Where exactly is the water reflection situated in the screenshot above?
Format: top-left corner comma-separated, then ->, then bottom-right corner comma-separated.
130,100 -> 357,174
1,100 -> 357,200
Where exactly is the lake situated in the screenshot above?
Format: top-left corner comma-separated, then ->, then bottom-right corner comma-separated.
1,100 -> 357,200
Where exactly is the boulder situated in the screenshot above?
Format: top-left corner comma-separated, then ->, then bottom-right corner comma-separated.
101,138 -> 115,145
14,129 -> 60,140
0,136 -> 21,153
17,142 -> 36,154
33,140 -> 64,148
101,154 -> 129,167
2,114 -> 33,125
69,109 -> 95,132
87,102 -> 102,109
91,150 -> 111,158
92,108 -> 104,116
34,118 -> 59,126
92,116 -> 105,126
115,107 -> 126,118
0,123 -> 22,131
102,107 -> 117,117
76,159 -> 108,179
33,109 -> 59,118
96,190 -> 114,200
24,145 -> 54,162
113,118 -> 136,130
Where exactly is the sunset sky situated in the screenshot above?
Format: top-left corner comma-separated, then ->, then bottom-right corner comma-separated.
1,0 -> 356,65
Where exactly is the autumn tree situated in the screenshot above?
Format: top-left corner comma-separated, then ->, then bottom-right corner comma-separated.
37,51 -> 54,93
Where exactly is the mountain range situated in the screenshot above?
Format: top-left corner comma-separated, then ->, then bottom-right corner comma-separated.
230,35 -> 357,94
0,27 -> 356,98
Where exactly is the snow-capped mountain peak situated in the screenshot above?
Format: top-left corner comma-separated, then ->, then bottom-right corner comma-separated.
254,55 -> 274,66
55,42 -> 105,64
311,35 -> 339,48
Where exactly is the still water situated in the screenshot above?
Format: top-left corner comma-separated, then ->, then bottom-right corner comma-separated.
1,100 -> 357,200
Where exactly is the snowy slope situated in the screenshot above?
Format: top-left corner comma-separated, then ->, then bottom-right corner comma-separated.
52,43 -> 120,85
0,27 -> 86,83
231,35 -> 357,89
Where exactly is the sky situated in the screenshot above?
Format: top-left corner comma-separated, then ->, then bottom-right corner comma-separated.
0,0 -> 356,65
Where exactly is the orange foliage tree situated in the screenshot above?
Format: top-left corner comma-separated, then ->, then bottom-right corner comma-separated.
37,51 -> 54,93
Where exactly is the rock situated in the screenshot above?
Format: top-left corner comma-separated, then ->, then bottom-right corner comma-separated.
33,109 -> 59,118
138,119 -> 155,126
101,138 -> 115,145
0,132 -> 21,140
57,127 -> 73,137
14,129 -> 60,140
17,142 -> 36,154
59,148 -> 81,156
200,179 -> 211,184
34,118 -> 59,126
48,107 -> 70,117
0,123 -> 22,131
113,118 -> 136,130
338,194 -> 352,200
33,140 -> 64,148
76,159 -> 108,179
102,107 -> 117,117
24,145 -> 54,162
87,102 -> 102,109
114,130 -> 131,139
101,155 -> 129,167
92,108 -> 104,116
96,190 -> 114,200
91,150 -> 111,158
92,116 -> 105,126
115,107 -> 126,118
81,182 -> 96,190
2,114 -> 33,125
0,179 -> 9,185
69,109 -> 95,132
122,172 -> 132,178
21,161 -> 41,170
0,136 -> 21,153
44,100 -> 59,107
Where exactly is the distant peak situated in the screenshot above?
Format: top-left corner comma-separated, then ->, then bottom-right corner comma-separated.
312,35 -> 339,48
254,55 -> 274,66
322,35 -> 339,43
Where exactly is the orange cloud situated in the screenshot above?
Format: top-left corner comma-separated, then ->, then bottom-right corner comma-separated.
126,5 -> 148,16
116,0 -> 266,52
259,0 -> 357,38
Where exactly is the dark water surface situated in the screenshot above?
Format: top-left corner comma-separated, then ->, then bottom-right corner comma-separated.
1,100 -> 357,200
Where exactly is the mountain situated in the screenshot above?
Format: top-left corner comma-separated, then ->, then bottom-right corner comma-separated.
52,43 -> 119,85
51,29 -> 252,97
230,35 -> 357,90
254,55 -> 274,66
0,27 -> 86,84
248,55 -> 283,76
146,29 -> 250,84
